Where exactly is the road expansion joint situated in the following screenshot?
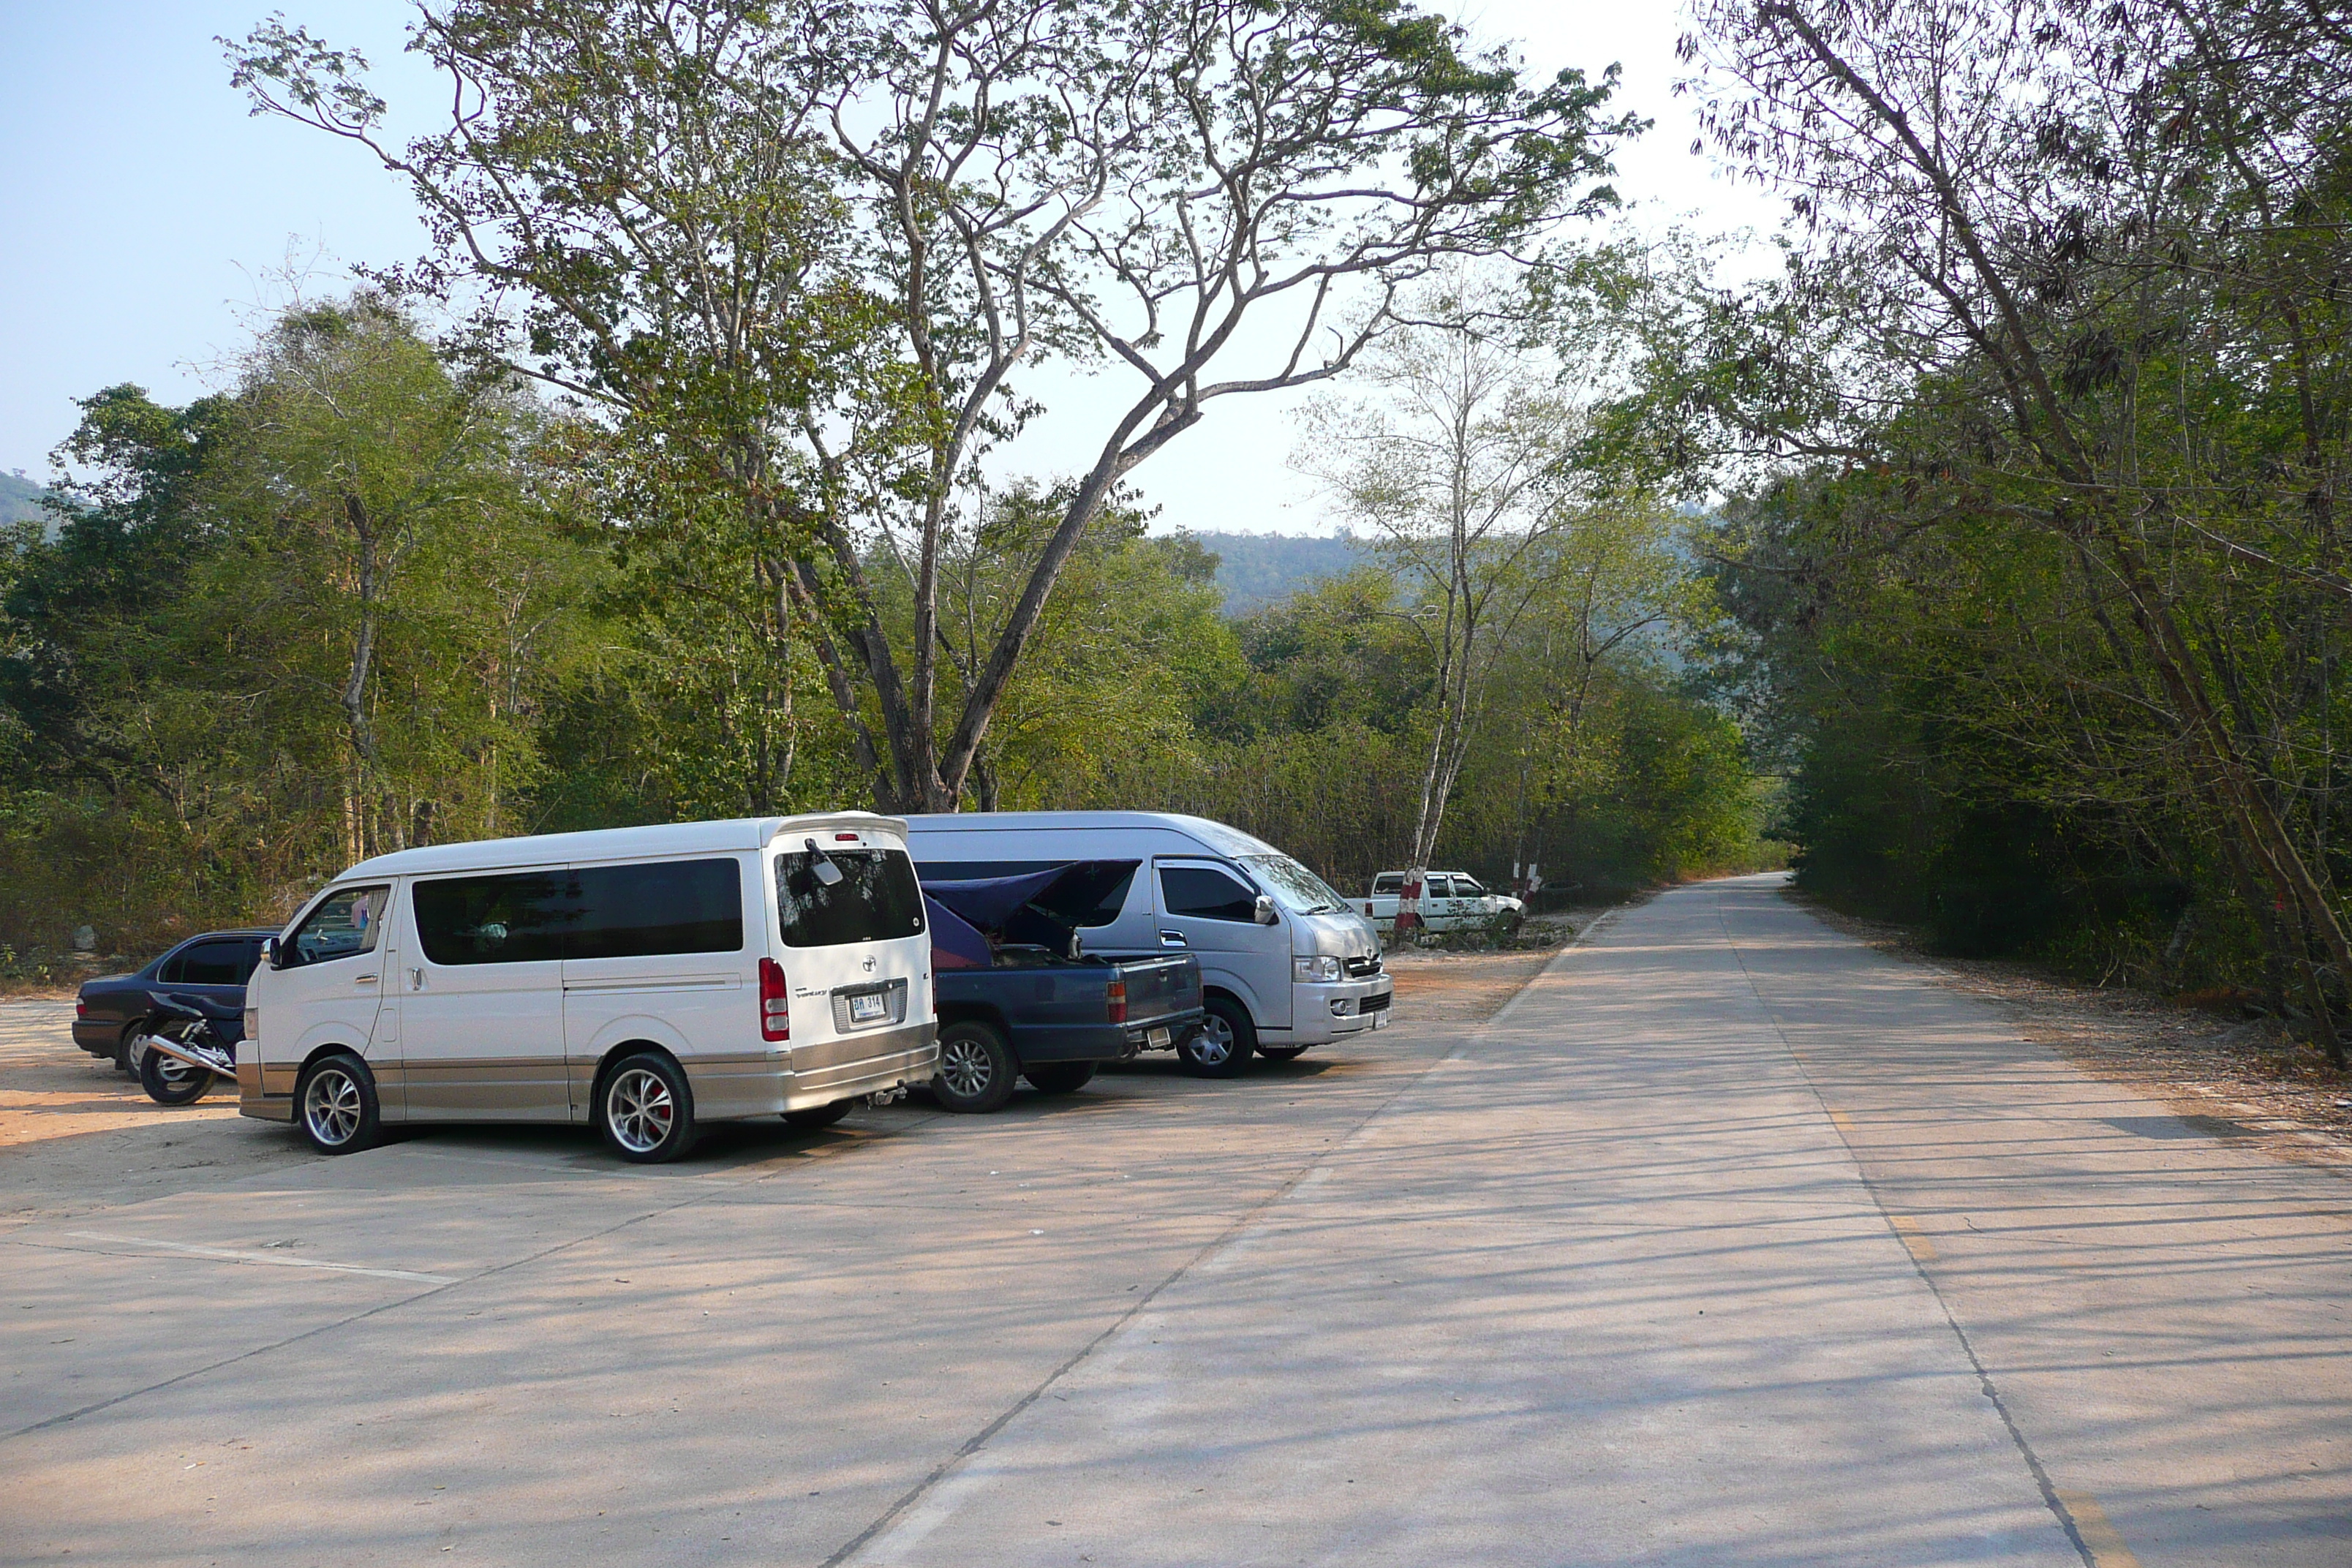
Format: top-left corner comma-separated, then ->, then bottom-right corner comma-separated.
822,908 -> 1618,1567
1716,901 -> 2106,1568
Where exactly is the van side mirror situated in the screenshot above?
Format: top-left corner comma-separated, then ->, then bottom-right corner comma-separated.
261,936 -> 283,969
1254,894 -> 1278,926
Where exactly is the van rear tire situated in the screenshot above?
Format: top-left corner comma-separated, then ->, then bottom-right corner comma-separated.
598,1052 -> 697,1163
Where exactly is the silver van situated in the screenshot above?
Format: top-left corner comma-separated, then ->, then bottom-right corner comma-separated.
241,814 -> 938,1161
902,812 -> 1391,1075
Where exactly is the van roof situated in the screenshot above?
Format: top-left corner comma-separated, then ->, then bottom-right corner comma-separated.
899,810 -> 1278,859
335,812 -> 909,881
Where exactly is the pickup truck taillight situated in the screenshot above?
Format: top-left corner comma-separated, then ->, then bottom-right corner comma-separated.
758,957 -> 791,1042
1106,979 -> 1127,1025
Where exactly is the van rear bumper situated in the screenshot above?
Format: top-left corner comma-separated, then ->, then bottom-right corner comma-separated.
689,1022 -> 941,1119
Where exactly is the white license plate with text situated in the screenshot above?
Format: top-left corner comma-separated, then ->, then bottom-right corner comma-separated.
850,992 -> 889,1024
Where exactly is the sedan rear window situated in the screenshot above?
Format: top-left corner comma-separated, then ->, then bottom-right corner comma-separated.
775,848 -> 926,949
159,939 -> 255,985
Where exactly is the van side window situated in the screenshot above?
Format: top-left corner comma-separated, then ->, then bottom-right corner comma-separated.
776,848 -> 927,948
414,872 -> 572,965
1161,865 -> 1258,922
571,861 -> 743,958
285,886 -> 391,968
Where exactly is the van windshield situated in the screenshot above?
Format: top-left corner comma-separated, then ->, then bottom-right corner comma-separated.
1240,854 -> 1347,916
775,846 -> 927,948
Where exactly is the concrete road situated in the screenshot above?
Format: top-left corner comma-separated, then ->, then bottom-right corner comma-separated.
3,878 -> 2347,1566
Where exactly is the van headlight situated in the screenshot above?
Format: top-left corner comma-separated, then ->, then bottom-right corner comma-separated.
1294,955 -> 1343,983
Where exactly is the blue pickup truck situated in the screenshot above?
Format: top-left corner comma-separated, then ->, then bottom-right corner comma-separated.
923,862 -> 1205,1112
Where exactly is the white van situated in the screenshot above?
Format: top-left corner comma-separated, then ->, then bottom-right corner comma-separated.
240,814 -> 938,1161
902,812 -> 1392,1074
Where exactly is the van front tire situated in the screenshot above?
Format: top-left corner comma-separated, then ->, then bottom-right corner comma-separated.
598,1052 -> 697,1163
1179,998 -> 1255,1079
296,1052 -> 382,1156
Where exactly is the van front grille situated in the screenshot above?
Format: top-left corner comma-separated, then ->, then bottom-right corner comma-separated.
1345,955 -> 1382,979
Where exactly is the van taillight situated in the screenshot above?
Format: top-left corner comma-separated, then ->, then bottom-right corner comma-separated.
758,957 -> 791,1042
1107,979 -> 1127,1025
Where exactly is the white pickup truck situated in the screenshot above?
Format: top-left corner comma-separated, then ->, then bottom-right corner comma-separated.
1358,871 -> 1526,936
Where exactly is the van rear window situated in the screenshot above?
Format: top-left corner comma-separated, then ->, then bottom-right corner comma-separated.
776,848 -> 926,948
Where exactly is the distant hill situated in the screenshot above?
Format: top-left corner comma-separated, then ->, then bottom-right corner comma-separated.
1189,531 -> 1371,615
0,471 -> 58,532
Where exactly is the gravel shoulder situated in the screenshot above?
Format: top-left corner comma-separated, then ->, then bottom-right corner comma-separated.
1791,892 -> 2352,1169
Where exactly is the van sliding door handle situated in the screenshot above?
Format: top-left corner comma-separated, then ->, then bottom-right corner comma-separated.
355,973 -> 379,984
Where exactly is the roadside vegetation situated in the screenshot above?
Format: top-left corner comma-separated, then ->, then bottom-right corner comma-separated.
1642,1 -> 2352,1064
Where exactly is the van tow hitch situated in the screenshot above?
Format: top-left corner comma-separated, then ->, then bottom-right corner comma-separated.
864,1086 -> 910,1108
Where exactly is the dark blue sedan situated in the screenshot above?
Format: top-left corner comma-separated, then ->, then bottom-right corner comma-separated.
72,930 -> 274,1067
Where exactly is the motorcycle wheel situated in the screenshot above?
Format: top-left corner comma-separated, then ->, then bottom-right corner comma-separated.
138,1042 -> 213,1105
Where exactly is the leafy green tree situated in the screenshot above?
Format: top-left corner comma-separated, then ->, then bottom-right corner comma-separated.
229,0 -> 1637,811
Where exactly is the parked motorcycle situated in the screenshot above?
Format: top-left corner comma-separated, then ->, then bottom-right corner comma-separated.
127,993 -> 240,1106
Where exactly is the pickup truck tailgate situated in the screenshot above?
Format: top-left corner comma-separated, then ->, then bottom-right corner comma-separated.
1118,954 -> 1201,1022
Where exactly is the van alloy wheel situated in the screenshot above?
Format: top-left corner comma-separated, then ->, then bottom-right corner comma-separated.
295,1052 -> 380,1156
605,1066 -> 676,1154
304,1067 -> 363,1145
595,1052 -> 696,1163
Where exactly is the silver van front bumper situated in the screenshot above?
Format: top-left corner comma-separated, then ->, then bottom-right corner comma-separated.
1284,976 -> 1395,1046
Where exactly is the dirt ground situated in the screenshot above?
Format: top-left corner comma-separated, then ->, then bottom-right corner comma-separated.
1795,895 -> 2352,1168
1377,911 -> 1593,1023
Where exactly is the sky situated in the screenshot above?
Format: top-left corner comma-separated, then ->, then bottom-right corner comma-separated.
0,1 -> 1786,534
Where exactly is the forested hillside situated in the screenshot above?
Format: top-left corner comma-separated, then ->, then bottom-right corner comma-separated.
0,471 -> 52,529
1191,532 -> 1366,614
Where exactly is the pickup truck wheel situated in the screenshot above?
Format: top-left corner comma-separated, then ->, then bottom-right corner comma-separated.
934,1021 -> 1017,1113
1256,1045 -> 1308,1062
138,1042 -> 213,1105
1178,998 -> 1254,1079
1022,1062 -> 1096,1096
783,1099 -> 855,1129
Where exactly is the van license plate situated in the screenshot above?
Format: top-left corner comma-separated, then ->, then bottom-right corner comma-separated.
1147,1027 -> 1171,1048
849,993 -> 889,1024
